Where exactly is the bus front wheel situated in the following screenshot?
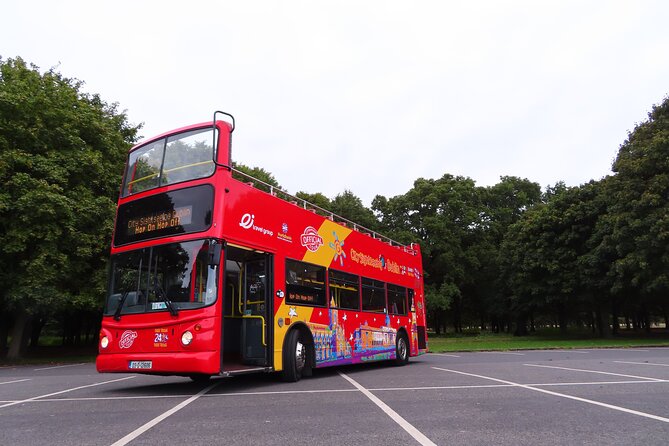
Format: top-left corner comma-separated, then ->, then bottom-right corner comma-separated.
282,329 -> 306,382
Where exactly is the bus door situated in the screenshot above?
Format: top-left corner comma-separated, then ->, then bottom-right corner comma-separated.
241,256 -> 270,365
223,246 -> 271,370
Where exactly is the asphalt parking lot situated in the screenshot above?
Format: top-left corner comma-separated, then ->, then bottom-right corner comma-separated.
1,348 -> 668,445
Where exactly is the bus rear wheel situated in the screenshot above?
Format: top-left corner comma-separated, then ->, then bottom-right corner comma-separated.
394,333 -> 409,366
282,329 -> 306,382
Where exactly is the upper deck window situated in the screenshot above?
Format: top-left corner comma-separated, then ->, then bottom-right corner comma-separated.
122,127 -> 217,196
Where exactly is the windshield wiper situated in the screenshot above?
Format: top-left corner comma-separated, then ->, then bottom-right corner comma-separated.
153,277 -> 179,317
113,286 -> 133,321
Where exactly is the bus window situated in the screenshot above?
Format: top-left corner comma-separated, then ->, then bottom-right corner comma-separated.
122,127 -> 216,196
387,284 -> 407,315
285,259 -> 326,307
161,129 -> 216,186
361,277 -> 386,313
329,270 -> 359,310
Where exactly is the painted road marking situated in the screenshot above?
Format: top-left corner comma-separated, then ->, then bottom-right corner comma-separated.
339,372 -> 437,446
0,379 -> 31,385
433,367 -> 669,424
524,364 -> 665,382
614,361 -> 669,368
577,348 -> 651,352
34,363 -> 88,371
428,353 -> 461,358
110,381 -> 220,446
2,378 -> 667,405
481,351 -> 525,356
0,376 -> 135,409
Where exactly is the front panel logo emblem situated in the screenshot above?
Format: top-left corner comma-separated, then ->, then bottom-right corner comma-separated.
119,330 -> 138,349
300,226 -> 323,252
240,213 -> 254,229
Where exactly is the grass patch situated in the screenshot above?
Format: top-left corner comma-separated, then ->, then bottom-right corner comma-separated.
0,345 -> 97,367
427,329 -> 669,352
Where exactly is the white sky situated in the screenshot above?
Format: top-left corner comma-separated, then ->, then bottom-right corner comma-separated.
3,0 -> 669,205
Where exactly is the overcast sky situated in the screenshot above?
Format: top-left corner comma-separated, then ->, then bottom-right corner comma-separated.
3,1 -> 668,205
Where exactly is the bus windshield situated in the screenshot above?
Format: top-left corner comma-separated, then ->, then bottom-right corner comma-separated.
122,127 -> 217,196
104,239 -> 218,316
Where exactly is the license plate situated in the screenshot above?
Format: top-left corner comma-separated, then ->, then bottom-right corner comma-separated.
128,361 -> 152,370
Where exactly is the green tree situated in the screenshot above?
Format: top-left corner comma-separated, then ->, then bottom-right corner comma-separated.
606,96 -> 669,331
474,177 -> 541,333
231,161 -> 281,194
295,191 -> 332,212
0,57 -> 140,358
330,190 -> 380,232
374,174 -> 480,332
501,180 -> 611,336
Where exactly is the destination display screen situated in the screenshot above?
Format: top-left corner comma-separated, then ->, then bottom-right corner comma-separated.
114,185 -> 213,246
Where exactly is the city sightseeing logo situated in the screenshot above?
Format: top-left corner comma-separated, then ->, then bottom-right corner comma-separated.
239,213 -> 273,237
119,330 -> 138,349
300,226 -> 323,252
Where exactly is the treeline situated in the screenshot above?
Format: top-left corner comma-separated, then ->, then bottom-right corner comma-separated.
1,57 -> 667,358
238,97 -> 669,337
372,99 -> 669,336
0,58 -> 141,358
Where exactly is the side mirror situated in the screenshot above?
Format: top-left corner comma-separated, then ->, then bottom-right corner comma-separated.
208,242 -> 222,266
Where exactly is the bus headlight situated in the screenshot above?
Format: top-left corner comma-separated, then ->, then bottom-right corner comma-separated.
181,331 -> 193,346
100,336 -> 109,349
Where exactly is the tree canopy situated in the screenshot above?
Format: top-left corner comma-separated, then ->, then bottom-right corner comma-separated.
0,57 -> 140,357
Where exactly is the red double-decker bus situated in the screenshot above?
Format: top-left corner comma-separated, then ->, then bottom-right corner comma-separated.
96,112 -> 428,382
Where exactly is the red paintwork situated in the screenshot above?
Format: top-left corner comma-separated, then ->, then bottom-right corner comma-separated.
97,120 -> 427,377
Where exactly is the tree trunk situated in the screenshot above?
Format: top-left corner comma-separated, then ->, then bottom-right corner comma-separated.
433,312 -> 441,335
529,312 -> 536,332
596,307 -> 610,338
0,312 -> 10,357
514,313 -> 528,336
611,301 -> 620,335
558,304 -> 568,334
30,316 -> 46,347
7,309 -> 32,360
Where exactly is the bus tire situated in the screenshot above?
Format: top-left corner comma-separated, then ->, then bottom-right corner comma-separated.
394,333 -> 409,366
282,329 -> 306,382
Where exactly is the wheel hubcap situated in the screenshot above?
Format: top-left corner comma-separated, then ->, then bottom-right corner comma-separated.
398,338 -> 407,360
295,340 -> 306,371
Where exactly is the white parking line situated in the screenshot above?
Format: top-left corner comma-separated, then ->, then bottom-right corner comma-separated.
428,353 -> 461,358
614,361 -> 669,367
0,379 -> 31,385
433,367 -> 669,424
2,378 -> 667,405
339,372 -> 436,446
578,348 -> 651,352
111,382 -> 219,446
481,351 -> 525,356
34,363 -> 87,371
0,376 -> 135,409
524,364 -> 665,382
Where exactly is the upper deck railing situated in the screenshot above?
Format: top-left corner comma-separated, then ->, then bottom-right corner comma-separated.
230,167 -> 417,255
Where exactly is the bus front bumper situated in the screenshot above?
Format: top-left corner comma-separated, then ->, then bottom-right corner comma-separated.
96,351 -> 220,375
